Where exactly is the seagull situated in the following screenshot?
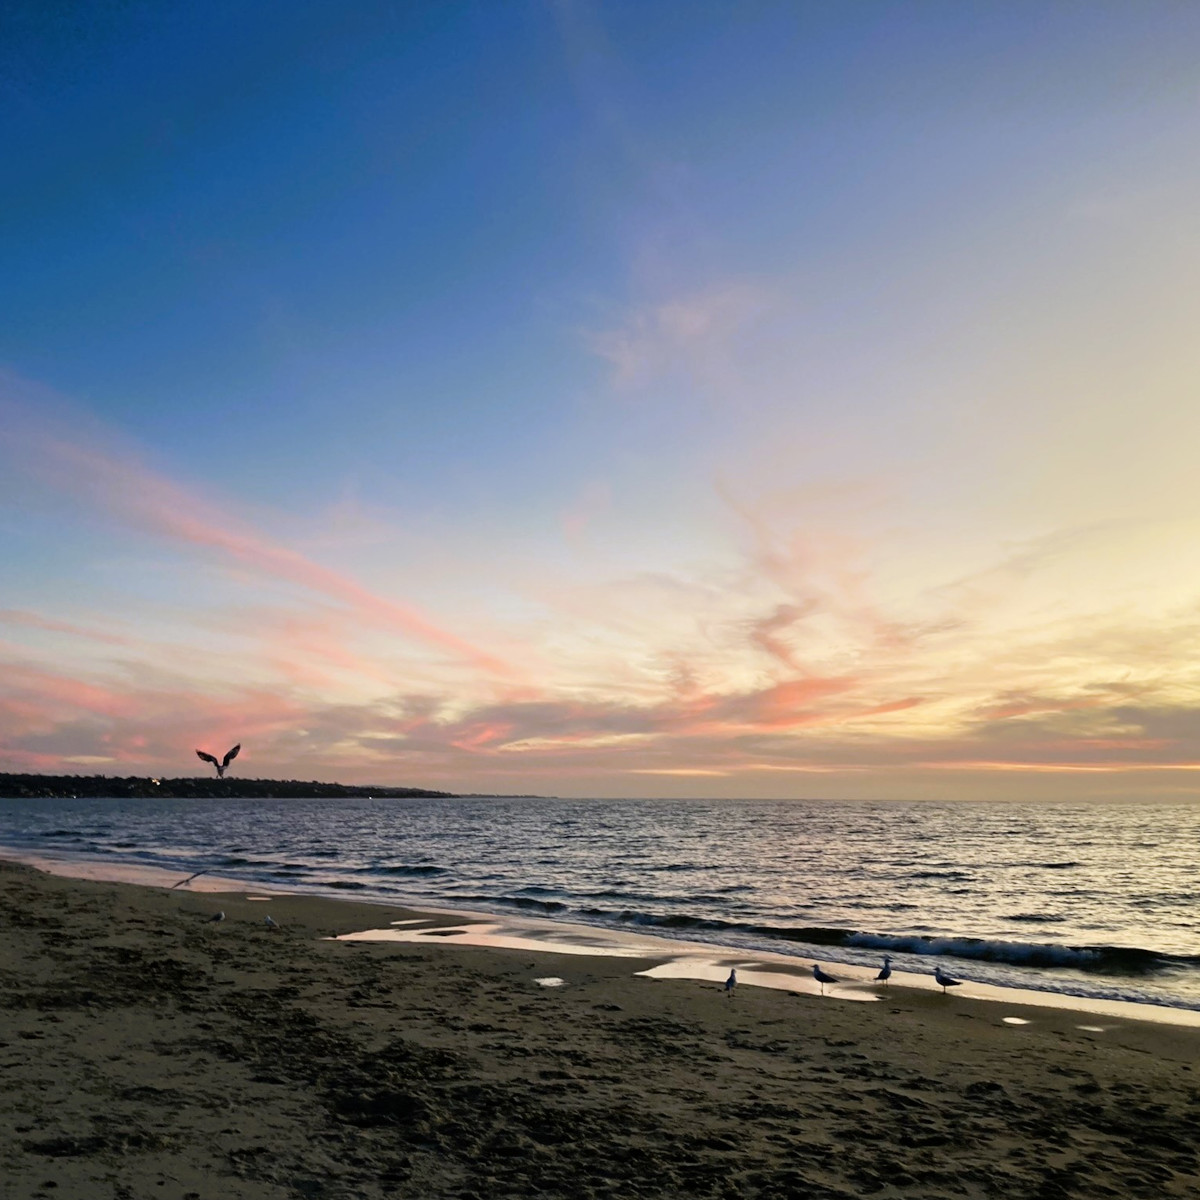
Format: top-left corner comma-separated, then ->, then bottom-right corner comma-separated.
934,965 -> 963,994
196,743 -> 241,778
170,868 -> 209,890
812,963 -> 840,995
207,911 -> 226,923
875,955 -> 893,987
264,914 -> 279,929
724,968 -> 737,998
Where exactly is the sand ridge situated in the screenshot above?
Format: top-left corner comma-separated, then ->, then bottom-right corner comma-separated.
1,860 -> 1199,1198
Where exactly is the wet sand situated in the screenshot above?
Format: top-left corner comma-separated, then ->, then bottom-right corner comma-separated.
2,860 -> 1199,1199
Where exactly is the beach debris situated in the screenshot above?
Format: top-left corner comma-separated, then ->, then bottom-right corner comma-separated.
534,977 -> 565,987
875,955 -> 893,987
207,911 -> 226,923
724,968 -> 737,998
935,966 -> 964,994
195,743 -> 241,778
812,963 -> 839,995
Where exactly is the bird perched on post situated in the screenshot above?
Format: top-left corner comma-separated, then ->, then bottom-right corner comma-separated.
196,743 -> 240,778
812,963 -> 839,995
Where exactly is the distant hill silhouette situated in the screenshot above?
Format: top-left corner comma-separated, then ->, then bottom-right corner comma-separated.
0,774 -> 456,800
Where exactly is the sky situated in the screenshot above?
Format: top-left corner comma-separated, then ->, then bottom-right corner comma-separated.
3,1 -> 1200,799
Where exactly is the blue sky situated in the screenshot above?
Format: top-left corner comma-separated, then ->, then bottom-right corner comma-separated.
4,2 -> 1200,796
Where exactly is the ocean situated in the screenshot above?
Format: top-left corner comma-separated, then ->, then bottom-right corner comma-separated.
2,793 -> 1198,1011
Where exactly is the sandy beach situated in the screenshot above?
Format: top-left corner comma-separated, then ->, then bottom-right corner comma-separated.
2,860 -> 1199,1199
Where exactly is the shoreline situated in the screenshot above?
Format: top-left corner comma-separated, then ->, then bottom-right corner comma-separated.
8,845 -> 1200,1032
6,798 -> 1198,1018
3,858 -> 1200,1197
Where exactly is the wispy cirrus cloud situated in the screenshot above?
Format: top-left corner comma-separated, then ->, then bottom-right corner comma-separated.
0,608 -> 132,646
0,382 -> 512,678
585,281 -> 771,389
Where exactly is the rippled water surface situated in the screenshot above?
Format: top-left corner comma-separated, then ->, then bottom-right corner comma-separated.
2,794 -> 1198,1008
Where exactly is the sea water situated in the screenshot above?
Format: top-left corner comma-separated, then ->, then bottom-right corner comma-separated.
1,793 -> 1197,1011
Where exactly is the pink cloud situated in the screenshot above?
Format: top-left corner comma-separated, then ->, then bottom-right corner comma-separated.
0,395 -> 511,678
747,602 -> 817,669
4,664 -> 141,720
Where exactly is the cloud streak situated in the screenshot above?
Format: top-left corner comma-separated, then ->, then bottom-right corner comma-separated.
0,386 -> 512,678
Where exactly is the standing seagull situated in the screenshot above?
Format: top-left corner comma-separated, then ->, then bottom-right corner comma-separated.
875,955 -> 894,988
196,743 -> 241,778
264,914 -> 279,929
207,911 -> 226,923
724,968 -> 737,998
812,963 -> 840,995
934,965 -> 963,994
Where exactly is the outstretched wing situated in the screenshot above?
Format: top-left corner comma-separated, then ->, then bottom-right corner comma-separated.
222,744 -> 241,768
196,750 -> 219,766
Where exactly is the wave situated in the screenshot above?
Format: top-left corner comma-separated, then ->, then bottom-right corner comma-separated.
374,864 -> 448,877
574,906 -> 1198,976
496,895 -> 568,913
840,933 -> 1195,975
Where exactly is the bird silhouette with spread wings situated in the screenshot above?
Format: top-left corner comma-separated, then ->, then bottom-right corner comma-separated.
196,744 -> 241,778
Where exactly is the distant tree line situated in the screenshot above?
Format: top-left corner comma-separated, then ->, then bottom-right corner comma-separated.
0,774 -> 456,800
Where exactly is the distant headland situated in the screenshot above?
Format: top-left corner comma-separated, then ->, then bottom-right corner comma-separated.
0,773 -> 457,800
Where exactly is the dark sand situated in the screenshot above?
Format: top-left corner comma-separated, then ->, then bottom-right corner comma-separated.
2,859 -> 1199,1199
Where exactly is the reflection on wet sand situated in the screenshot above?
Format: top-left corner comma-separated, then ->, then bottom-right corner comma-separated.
334,919 -> 654,958
636,957 -> 881,1001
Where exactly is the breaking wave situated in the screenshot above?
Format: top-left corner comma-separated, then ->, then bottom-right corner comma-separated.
574,906 -> 1197,977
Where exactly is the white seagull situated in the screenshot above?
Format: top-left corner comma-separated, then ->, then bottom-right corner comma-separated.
934,965 -> 963,994
724,968 -> 737,998
207,911 -> 226,923
812,963 -> 839,995
264,914 -> 279,929
875,955 -> 893,987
